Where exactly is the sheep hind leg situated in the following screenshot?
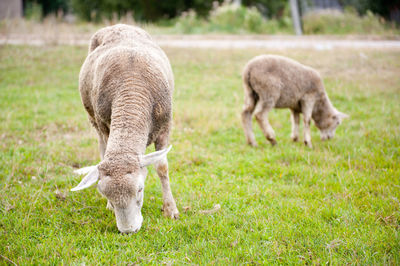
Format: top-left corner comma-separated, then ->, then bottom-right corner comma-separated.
96,122 -> 109,161
98,134 -> 106,160
155,135 -> 179,219
254,101 -> 277,146
241,89 -> 258,147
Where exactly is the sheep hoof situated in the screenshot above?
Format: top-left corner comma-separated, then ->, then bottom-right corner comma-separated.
171,211 -> 180,219
249,142 -> 258,147
162,203 -> 180,219
247,139 -> 258,147
268,138 -> 277,146
164,209 -> 180,219
304,140 -> 313,148
291,136 -> 299,142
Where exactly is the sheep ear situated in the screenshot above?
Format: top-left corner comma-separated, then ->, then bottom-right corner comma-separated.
139,145 -> 172,168
337,111 -> 349,119
73,165 -> 97,175
71,165 -> 99,191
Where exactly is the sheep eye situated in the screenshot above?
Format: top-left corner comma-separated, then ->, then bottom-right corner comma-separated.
138,187 -> 143,193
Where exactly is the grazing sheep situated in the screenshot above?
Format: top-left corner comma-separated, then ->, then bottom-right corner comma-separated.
71,24 -> 179,233
241,55 -> 348,148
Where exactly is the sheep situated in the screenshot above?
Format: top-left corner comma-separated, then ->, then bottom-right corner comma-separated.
241,55 -> 348,148
71,24 -> 179,233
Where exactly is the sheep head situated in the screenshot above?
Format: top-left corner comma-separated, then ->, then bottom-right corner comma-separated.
71,146 -> 172,233
317,110 -> 349,141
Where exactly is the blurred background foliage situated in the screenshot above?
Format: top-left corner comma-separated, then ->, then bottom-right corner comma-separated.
21,0 -> 399,22
17,0 -> 400,34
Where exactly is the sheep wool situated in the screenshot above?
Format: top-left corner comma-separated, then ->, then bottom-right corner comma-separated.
74,24 -> 179,233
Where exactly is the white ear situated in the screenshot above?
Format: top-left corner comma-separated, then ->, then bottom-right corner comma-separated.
139,145 -> 172,168
73,165 -> 97,175
337,111 -> 349,119
71,165 -> 99,191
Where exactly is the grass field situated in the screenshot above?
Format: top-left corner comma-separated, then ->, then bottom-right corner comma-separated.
0,44 -> 399,264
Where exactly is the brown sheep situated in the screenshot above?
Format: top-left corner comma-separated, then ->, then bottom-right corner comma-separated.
242,55 -> 348,148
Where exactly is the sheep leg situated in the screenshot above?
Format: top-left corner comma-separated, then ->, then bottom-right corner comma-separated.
90,117 -> 108,160
301,101 -> 313,148
155,135 -> 179,219
290,110 -> 300,142
241,88 -> 257,147
98,134 -> 106,160
97,122 -> 109,160
254,101 -> 277,145
93,122 -> 109,208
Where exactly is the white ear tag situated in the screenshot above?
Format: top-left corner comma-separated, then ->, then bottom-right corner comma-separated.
338,112 -> 349,119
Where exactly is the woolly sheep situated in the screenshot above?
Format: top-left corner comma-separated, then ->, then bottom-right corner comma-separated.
71,24 -> 179,233
241,55 -> 348,148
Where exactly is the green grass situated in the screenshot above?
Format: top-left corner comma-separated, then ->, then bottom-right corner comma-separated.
0,45 -> 399,264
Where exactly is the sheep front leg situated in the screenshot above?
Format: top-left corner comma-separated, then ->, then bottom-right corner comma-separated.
254,102 -> 277,145
155,158 -> 179,219
155,138 -> 179,219
301,101 -> 314,148
290,110 -> 300,142
95,127 -> 109,208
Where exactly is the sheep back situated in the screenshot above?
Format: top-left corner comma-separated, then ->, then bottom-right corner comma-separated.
78,24 -> 174,147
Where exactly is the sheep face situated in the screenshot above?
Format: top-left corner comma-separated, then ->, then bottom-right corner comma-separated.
317,111 -> 349,141
71,146 -> 172,233
97,168 -> 147,234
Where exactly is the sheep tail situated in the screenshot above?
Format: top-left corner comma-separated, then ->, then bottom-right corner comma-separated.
243,66 -> 259,105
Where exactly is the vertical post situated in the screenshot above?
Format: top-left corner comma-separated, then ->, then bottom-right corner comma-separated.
290,0 -> 303,35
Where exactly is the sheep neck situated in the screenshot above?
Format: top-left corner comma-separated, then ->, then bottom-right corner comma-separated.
104,89 -> 152,159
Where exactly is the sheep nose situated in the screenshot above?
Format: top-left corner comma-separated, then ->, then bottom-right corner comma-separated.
119,227 -> 139,234
118,223 -> 141,234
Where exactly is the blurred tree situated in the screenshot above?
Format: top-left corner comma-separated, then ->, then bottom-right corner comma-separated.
186,0 -> 219,17
339,0 -> 400,19
69,0 -> 100,21
242,0 -> 287,18
22,0 -> 400,23
138,0 -> 184,20
131,0 -> 221,21
68,0 -> 219,21
23,0 -> 69,17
